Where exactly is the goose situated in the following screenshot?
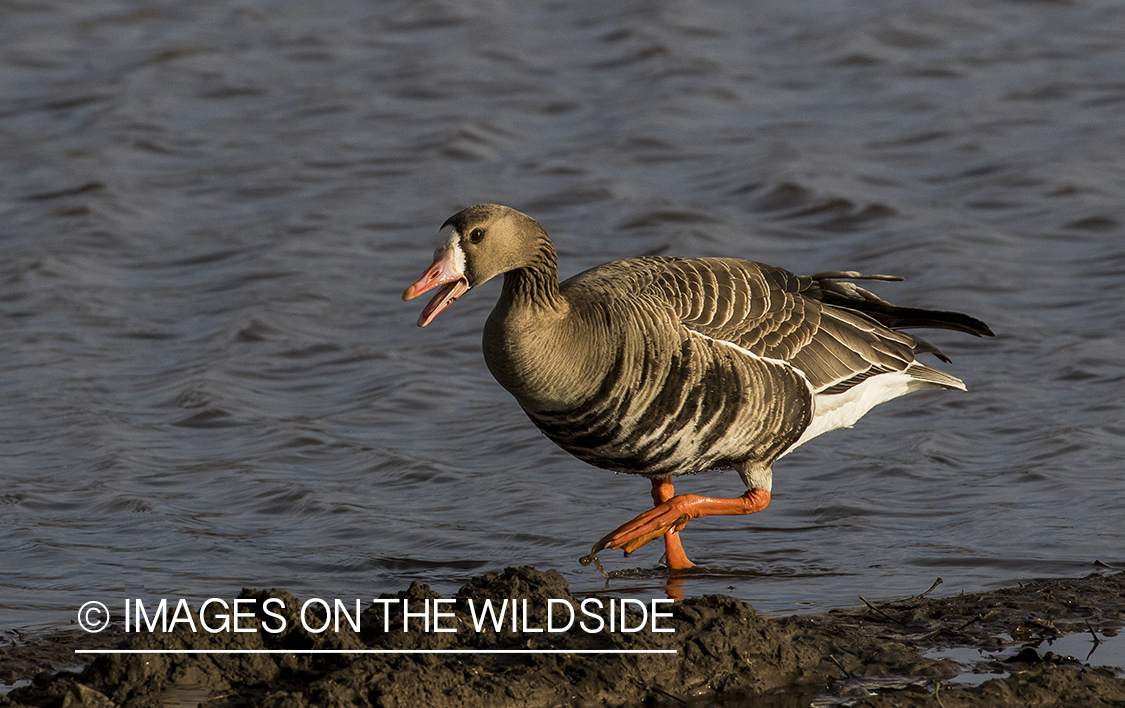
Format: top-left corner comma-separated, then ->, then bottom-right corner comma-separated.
403,204 -> 993,570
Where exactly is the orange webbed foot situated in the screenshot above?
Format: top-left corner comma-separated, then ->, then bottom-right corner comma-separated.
579,481 -> 770,570
589,496 -> 697,556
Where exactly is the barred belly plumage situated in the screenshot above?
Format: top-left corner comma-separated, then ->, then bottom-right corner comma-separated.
525,328 -> 813,477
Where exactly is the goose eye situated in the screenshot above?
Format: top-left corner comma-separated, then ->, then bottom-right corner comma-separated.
469,228 -> 485,244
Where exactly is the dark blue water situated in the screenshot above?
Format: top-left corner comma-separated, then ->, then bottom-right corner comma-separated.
2,0 -> 1124,637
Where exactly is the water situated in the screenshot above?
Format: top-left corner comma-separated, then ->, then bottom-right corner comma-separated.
2,0 -> 1123,637
927,630 -> 1125,686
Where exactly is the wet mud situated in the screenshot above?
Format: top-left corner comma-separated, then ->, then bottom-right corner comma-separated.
2,568 -> 1123,707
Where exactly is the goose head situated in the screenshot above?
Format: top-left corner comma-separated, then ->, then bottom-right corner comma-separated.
403,204 -> 550,327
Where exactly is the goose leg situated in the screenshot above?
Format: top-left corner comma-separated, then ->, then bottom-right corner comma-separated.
651,477 -> 695,570
581,483 -> 771,568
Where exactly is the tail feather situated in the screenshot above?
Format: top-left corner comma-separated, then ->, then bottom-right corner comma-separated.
809,272 -> 995,339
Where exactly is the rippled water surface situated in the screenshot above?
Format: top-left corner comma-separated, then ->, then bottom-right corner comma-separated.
3,0 -> 1124,632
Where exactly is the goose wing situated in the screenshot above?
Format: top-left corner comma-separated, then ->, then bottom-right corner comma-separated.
646,257 -> 964,394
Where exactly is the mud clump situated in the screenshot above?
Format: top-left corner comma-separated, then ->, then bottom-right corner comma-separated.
3,568 -> 1124,707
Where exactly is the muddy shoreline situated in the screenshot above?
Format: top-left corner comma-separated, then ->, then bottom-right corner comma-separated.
3,568 -> 1123,707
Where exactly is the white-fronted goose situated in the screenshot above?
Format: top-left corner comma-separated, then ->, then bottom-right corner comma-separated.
404,204 -> 993,570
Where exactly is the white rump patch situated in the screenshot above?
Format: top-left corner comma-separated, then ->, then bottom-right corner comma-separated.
780,370 -> 949,457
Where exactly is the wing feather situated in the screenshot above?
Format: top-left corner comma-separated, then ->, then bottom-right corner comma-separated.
559,255 -> 976,396
648,258 -> 951,394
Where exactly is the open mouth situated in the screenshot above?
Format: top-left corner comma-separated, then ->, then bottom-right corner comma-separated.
403,245 -> 470,327
416,277 -> 468,327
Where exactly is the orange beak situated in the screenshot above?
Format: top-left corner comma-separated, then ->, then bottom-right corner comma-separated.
402,248 -> 469,327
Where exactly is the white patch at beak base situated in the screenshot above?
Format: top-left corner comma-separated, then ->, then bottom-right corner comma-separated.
403,230 -> 470,327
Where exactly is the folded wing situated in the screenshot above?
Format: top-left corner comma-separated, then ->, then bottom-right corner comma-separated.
648,258 -> 992,396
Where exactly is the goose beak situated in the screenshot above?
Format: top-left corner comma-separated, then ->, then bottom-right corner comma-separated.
403,248 -> 469,327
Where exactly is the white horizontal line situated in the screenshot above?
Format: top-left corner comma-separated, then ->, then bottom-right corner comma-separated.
75,649 -> 677,655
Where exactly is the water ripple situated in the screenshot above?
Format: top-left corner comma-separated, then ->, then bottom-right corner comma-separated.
1,0 -> 1124,630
